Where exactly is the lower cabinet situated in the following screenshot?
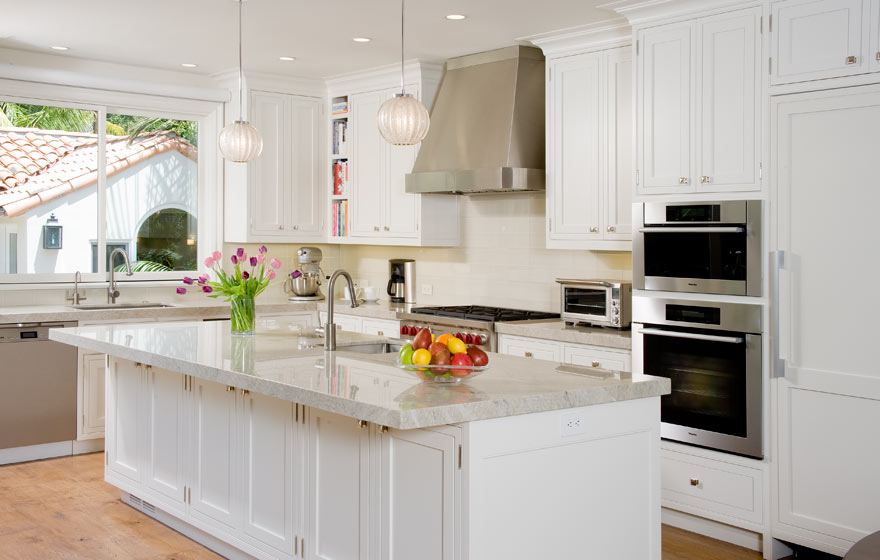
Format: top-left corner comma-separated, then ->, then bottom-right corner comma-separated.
497,334 -> 632,372
317,312 -> 401,340
78,351 -> 106,440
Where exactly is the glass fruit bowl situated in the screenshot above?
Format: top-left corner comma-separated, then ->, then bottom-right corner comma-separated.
394,360 -> 489,383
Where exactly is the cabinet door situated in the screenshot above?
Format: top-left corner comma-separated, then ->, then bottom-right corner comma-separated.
497,335 -> 561,362
385,87 -> 420,238
604,47 -> 633,240
563,345 -> 630,373
350,90 -> 386,237
697,8 -> 761,192
190,378 -> 240,531
105,359 -> 142,483
872,0 -> 880,72
80,353 -> 106,439
319,312 -> 362,333
771,0 -> 867,84
288,96 -> 324,235
308,408 -> 372,560
639,23 -> 694,193
361,318 -> 400,339
241,391 -> 298,556
249,91 -> 287,236
548,53 -> 602,239
380,427 -> 459,560
772,85 -> 880,553
143,366 -> 187,514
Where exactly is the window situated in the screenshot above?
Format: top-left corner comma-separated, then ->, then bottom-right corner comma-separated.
0,89 -> 220,284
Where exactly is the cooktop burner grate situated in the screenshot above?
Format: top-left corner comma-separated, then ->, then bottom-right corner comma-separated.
410,305 -> 559,322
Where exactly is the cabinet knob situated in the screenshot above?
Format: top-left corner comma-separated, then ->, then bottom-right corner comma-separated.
524,351 -> 533,358
358,420 -> 368,429
876,52 -> 880,62
591,360 -> 600,368
379,425 -> 389,433
700,175 -> 711,184
241,389 -> 249,395
292,225 -> 298,231
384,226 -> 390,231
679,177 -> 689,185
226,386 -> 235,392
846,55 -> 858,65
690,478 -> 700,487
607,226 -> 616,233
278,225 -> 284,230
373,226 -> 380,232
589,226 -> 599,233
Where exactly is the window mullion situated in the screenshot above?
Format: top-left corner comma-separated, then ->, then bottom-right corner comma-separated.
97,106 -> 107,279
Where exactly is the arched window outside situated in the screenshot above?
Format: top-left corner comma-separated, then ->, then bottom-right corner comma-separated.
134,208 -> 197,271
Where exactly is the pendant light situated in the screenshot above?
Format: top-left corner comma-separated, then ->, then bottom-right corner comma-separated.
377,0 -> 430,145
219,0 -> 263,162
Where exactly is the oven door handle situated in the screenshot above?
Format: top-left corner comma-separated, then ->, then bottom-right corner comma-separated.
639,328 -> 744,344
637,227 -> 745,234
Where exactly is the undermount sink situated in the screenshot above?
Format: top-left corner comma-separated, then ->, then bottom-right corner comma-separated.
337,342 -> 403,355
70,302 -> 175,310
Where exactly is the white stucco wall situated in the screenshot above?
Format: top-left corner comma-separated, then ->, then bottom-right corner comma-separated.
0,150 -> 197,275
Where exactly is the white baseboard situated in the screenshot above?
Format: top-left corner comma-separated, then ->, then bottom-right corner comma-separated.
662,507 -> 763,552
72,438 -> 104,454
0,441 -> 73,465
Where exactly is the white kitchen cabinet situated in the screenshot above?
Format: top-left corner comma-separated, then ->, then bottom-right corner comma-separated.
360,318 -> 401,339
318,311 -> 363,334
771,84 -> 880,556
563,344 -> 630,372
498,334 -> 562,362
498,334 -> 632,373
105,358 -> 142,484
307,408 -> 372,560
142,365 -> 188,516
78,352 -> 106,440
258,312 -> 315,333
380,426 -> 461,560
350,89 -> 387,238
637,7 -> 762,194
225,90 -> 325,243
546,46 -> 632,249
872,0 -> 880,72
770,0 -> 868,84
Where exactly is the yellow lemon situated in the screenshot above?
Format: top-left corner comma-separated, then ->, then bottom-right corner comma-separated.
447,337 -> 467,355
413,348 -> 432,366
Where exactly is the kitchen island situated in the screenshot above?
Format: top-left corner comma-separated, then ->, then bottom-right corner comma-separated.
51,321 -> 669,560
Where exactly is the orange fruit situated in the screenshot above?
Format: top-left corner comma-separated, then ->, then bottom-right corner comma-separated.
436,334 -> 452,345
447,337 -> 467,355
413,348 -> 432,366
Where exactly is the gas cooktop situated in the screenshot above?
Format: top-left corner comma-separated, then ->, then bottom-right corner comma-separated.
409,305 -> 559,323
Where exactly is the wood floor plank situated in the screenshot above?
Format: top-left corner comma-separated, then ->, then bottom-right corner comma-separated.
0,452 -> 773,559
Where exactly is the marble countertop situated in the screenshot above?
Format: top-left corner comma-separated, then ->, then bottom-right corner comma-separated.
50,321 -> 668,429
495,320 -> 632,350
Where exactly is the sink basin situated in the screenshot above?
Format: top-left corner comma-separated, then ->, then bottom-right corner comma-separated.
70,303 -> 175,310
338,342 -> 403,354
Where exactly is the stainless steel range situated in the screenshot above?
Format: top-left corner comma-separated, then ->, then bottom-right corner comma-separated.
398,306 -> 559,352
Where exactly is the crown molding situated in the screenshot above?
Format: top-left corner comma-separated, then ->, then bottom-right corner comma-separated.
212,68 -> 327,98
522,17 -> 632,57
598,0 -> 755,25
325,59 -> 443,97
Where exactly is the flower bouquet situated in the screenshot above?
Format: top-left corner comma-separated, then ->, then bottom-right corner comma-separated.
178,246 -> 282,335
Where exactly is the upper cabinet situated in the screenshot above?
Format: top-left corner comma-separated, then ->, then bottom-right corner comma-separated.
770,0 -> 869,84
225,89 -> 325,243
546,44 -> 633,251
873,0 -> 880,72
636,6 -> 763,195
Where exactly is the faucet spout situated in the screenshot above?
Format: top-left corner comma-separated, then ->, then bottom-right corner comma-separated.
325,269 -> 359,351
108,248 -> 133,304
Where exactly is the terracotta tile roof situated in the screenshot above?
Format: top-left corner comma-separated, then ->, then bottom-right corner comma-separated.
0,128 -> 197,218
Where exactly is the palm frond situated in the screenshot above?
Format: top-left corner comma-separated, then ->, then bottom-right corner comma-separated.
115,260 -> 173,272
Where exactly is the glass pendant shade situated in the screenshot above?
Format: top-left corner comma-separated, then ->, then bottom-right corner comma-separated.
377,93 -> 430,146
219,120 -> 263,162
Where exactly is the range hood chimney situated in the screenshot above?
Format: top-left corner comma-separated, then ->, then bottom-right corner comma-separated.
406,45 -> 545,195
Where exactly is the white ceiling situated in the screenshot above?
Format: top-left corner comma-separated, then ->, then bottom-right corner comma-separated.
0,0 -> 619,79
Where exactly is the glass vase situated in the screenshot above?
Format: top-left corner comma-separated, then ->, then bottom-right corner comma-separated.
230,295 -> 256,335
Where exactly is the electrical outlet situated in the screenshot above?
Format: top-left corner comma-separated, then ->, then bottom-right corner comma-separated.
421,284 -> 433,296
560,412 -> 587,437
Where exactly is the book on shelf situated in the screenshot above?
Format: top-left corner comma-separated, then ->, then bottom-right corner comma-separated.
331,120 -> 348,156
333,160 -> 349,195
331,200 -> 349,237
332,101 -> 348,115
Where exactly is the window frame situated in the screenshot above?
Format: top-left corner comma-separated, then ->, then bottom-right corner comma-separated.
0,78 -> 223,285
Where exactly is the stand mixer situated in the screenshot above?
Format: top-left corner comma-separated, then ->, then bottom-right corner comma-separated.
285,247 -> 326,301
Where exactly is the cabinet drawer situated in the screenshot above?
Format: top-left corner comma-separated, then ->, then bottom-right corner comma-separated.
563,345 -> 631,372
361,318 -> 400,339
661,449 -> 763,527
318,312 -> 362,333
498,335 -> 562,362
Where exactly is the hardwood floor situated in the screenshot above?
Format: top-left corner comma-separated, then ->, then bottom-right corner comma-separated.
0,452 -> 766,559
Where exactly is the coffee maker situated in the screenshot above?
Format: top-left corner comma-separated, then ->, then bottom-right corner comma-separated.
387,259 -> 416,303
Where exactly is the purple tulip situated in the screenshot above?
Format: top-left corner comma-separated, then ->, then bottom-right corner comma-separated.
249,256 -> 258,267
198,275 -> 209,285
176,287 -> 187,295
291,270 -> 302,279
202,285 -> 213,293
183,276 -> 194,285
242,271 -> 250,280
236,248 -> 244,258
231,255 -> 238,265
259,245 -> 267,254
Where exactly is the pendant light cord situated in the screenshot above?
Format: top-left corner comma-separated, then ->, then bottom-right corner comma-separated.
238,0 -> 244,122
400,0 -> 405,95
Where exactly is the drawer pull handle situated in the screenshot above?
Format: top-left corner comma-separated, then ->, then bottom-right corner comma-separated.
679,176 -> 689,185
591,360 -> 599,368
377,331 -> 384,336
690,478 -> 700,487
524,352 -> 533,358
607,226 -> 615,233
846,55 -> 858,65
226,386 -> 235,392
589,226 -> 599,233
700,175 -> 711,184
358,420 -> 368,429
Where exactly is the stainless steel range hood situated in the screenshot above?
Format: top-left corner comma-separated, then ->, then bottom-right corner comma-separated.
406,45 -> 545,195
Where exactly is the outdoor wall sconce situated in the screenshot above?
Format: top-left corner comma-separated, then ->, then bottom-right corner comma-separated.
42,213 -> 63,249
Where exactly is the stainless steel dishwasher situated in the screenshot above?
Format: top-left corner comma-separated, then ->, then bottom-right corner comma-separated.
0,322 -> 78,449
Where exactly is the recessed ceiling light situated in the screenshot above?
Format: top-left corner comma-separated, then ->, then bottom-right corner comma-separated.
279,56 -> 296,61
180,63 -> 198,68
352,37 -> 372,43
50,46 -> 69,51
445,14 -> 466,20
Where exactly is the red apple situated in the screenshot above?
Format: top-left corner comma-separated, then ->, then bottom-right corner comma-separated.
450,353 -> 474,377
